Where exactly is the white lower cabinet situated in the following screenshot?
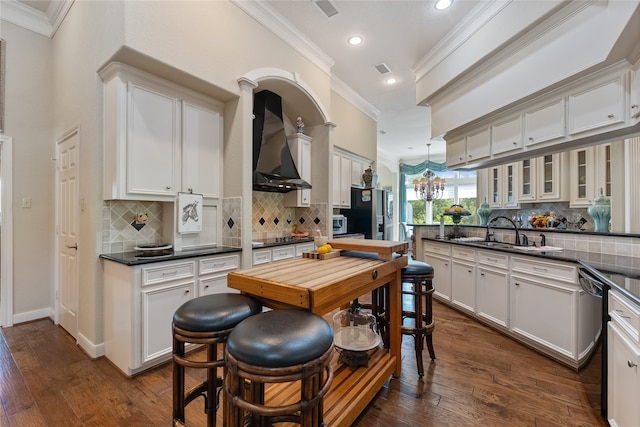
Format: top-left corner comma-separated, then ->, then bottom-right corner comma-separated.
141,281 -> 194,364
103,252 -> 240,376
608,290 -> 640,427
427,255 -> 451,302
451,260 -> 476,314
423,242 -> 597,369
424,242 -> 452,301
476,251 -> 510,329
510,273 -> 575,358
253,242 -> 312,266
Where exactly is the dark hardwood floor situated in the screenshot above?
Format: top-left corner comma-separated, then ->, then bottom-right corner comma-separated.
0,300 -> 606,426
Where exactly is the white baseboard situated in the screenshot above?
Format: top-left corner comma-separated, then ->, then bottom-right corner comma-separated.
12,308 -> 51,325
78,332 -> 105,359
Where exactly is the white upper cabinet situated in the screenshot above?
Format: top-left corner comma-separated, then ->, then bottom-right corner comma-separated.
100,62 -> 223,201
445,64 -> 633,169
182,102 -> 223,199
332,151 -> 352,208
284,134 -> 312,207
523,98 -> 565,147
126,83 -> 180,198
568,75 -> 625,136
491,116 -> 522,155
446,137 -> 466,168
631,58 -> 640,121
487,163 -> 519,208
515,155 -> 566,203
466,127 -> 491,163
569,144 -> 612,207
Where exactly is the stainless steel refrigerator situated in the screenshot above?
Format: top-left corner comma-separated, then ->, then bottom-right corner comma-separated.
340,188 -> 392,240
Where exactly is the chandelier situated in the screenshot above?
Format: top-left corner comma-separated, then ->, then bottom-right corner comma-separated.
413,143 -> 445,202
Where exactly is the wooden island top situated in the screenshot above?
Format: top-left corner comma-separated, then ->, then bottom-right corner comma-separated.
227,239 -> 408,426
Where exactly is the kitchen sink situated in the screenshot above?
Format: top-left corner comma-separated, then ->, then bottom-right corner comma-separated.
513,245 -> 564,252
467,241 -> 515,249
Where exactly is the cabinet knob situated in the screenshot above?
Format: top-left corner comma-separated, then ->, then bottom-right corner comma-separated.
185,290 -> 190,294
632,104 -> 638,109
166,186 -> 171,190
607,114 -> 614,119
512,141 -> 517,145
628,360 -> 638,368
528,137 -> 534,142
515,282 -> 520,286
459,156 -> 463,161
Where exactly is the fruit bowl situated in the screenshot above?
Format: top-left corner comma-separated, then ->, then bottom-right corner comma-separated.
443,204 -> 471,224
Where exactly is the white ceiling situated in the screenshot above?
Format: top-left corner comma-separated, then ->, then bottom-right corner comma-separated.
13,0 -> 482,163
266,0 -> 481,163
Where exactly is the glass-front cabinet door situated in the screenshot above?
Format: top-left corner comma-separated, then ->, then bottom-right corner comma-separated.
536,153 -> 564,201
519,158 -> 536,201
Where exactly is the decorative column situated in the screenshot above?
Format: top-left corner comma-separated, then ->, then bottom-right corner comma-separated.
624,136 -> 640,233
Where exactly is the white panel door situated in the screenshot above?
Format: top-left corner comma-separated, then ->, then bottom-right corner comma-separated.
57,128 -> 80,338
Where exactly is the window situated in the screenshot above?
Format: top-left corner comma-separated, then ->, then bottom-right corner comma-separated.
406,170 -> 477,224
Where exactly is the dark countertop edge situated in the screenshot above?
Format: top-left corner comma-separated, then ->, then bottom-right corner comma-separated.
99,246 -> 242,266
410,224 -> 640,239
577,260 -> 640,307
252,237 -> 314,249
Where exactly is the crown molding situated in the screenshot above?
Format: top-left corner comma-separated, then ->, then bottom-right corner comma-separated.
231,0 -> 334,76
0,0 -> 73,38
413,0 -> 505,80
331,75 -> 379,121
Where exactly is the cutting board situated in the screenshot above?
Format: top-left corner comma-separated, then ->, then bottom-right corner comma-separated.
327,238 -> 408,260
302,250 -> 341,260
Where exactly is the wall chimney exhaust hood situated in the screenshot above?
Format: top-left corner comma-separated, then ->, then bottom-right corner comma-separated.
252,89 -> 312,193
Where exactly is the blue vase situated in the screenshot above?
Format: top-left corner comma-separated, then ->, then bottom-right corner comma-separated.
587,188 -> 611,232
477,198 -> 492,226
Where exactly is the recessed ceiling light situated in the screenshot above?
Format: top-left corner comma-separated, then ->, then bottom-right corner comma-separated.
435,0 -> 453,10
348,35 -> 363,46
386,77 -> 397,85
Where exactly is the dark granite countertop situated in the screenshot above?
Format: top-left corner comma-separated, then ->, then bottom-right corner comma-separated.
422,237 -> 640,305
99,246 -> 242,266
251,236 -> 314,249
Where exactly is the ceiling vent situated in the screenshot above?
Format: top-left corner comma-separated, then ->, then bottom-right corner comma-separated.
374,63 -> 392,74
315,0 -> 339,18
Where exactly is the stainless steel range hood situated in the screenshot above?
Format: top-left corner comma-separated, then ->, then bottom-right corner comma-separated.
252,90 -> 312,193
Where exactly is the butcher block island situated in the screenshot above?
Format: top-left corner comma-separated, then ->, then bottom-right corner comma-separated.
227,239 -> 408,427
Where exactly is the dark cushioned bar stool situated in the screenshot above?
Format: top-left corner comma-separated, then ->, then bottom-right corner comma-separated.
224,309 -> 334,427
401,259 -> 436,377
172,293 -> 262,427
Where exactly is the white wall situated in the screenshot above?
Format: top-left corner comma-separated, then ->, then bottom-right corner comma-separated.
0,21 -> 55,322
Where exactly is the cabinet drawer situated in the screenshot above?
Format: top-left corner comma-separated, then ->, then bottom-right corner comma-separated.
424,242 -> 451,257
272,246 -> 295,262
199,254 -> 239,275
296,243 -> 314,257
609,290 -> 640,341
477,250 -> 509,269
511,256 -> 576,283
199,275 -> 238,296
142,261 -> 195,286
253,249 -> 272,266
450,246 -> 475,262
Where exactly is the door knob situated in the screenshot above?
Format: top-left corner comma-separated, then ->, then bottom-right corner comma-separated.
66,243 -> 78,250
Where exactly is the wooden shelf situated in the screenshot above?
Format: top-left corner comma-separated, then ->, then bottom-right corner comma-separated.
264,346 -> 396,427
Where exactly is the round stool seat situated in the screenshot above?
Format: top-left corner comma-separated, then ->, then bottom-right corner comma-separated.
402,259 -> 434,276
173,293 -> 262,333
228,309 -> 334,368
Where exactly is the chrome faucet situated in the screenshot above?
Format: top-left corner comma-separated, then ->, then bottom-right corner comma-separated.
486,216 -> 521,246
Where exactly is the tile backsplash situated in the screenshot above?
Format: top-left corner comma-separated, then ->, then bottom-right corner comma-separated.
251,192 -> 327,240
102,200 -> 164,253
